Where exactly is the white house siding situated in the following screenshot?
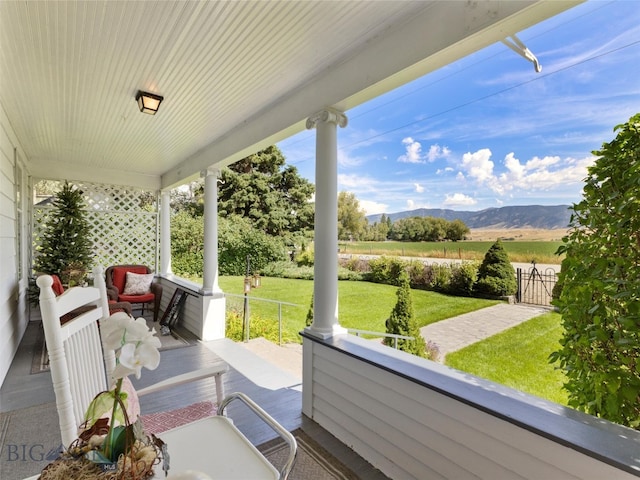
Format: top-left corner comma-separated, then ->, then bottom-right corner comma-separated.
0,104 -> 29,387
303,335 -> 640,480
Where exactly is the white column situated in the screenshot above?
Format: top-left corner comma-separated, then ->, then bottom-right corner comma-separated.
201,168 -> 221,294
200,168 -> 226,341
305,108 -> 348,338
160,190 -> 172,275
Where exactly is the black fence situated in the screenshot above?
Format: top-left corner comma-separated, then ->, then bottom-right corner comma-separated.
516,264 -> 557,307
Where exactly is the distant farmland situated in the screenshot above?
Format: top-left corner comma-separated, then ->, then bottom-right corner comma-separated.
338,238 -> 563,264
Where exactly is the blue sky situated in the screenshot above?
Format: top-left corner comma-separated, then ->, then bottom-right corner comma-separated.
277,1 -> 640,216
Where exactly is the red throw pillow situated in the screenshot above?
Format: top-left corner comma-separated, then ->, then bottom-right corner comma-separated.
51,275 -> 65,296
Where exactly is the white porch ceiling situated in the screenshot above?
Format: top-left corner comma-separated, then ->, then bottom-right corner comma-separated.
0,1 -> 579,191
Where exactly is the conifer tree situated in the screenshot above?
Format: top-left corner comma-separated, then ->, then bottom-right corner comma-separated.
474,239 -> 517,296
35,181 -> 93,285
384,270 -> 426,357
305,293 -> 314,327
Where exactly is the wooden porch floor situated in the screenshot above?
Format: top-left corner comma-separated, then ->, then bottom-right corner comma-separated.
0,319 -> 389,479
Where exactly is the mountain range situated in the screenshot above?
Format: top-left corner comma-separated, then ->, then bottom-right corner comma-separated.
366,205 -> 572,229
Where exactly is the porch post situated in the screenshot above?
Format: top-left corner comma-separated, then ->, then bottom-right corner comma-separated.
160,190 -> 172,275
201,168 -> 221,294
305,108 -> 348,338
199,167 -> 225,341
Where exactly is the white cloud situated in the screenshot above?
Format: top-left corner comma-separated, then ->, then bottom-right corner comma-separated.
443,193 -> 478,207
461,148 -> 494,183
397,137 -> 424,163
427,144 -> 451,162
338,173 -> 377,190
337,149 -> 364,168
414,183 -> 424,193
456,149 -> 595,197
360,199 -> 388,216
497,153 -> 593,193
406,199 -> 431,210
397,138 -> 451,164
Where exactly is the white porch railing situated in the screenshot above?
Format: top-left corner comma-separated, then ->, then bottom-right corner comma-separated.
302,332 -> 640,480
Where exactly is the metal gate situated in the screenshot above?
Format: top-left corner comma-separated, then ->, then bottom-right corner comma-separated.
516,263 -> 557,307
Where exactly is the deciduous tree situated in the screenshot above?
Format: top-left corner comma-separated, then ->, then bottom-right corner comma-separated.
338,191 -> 367,241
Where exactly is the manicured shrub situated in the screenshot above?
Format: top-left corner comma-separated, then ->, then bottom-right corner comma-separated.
367,256 -> 406,285
429,263 -> 451,293
406,260 -> 429,289
474,239 -> 517,296
384,270 -> 426,357
306,293 -> 314,327
449,262 -> 479,296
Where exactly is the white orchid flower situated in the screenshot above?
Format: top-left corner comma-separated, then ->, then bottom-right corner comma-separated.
101,312 -> 133,350
118,341 -> 161,379
101,312 -> 161,380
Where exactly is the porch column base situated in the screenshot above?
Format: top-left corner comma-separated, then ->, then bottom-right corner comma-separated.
201,292 -> 226,341
303,324 -> 348,340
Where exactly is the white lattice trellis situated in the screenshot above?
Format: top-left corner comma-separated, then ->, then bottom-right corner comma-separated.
33,181 -> 159,273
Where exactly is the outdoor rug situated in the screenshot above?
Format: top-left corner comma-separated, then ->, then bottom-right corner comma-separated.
258,428 -> 359,480
31,318 -> 198,374
0,402 -> 62,480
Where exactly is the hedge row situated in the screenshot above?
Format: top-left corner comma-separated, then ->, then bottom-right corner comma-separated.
341,255 -> 480,297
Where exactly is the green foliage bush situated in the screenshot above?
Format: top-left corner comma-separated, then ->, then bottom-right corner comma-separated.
552,113 -> 640,429
340,256 -> 371,273
295,249 -> 314,267
171,212 -> 288,277
171,211 -> 205,277
218,215 -> 288,275
429,264 -> 451,293
226,309 -> 299,344
449,262 -> 479,297
474,239 -> 517,297
367,256 -> 406,285
260,260 -> 363,281
348,255 -> 479,296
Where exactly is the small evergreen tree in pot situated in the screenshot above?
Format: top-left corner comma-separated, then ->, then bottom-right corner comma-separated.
474,239 -> 516,297
384,270 -> 426,357
34,181 -> 93,285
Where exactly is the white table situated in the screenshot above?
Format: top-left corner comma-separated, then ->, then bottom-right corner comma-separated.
154,415 -> 279,479
25,416 -> 278,480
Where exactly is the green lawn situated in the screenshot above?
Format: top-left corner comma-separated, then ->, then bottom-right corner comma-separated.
445,311 -> 568,405
219,275 -> 567,404
219,276 -> 499,340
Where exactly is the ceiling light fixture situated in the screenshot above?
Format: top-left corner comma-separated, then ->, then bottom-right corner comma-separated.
136,90 -> 164,115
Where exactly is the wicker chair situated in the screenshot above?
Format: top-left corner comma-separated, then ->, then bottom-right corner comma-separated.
105,265 -> 162,322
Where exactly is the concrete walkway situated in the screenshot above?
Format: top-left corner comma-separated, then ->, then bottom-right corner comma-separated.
239,303 -> 553,372
421,303 -> 551,362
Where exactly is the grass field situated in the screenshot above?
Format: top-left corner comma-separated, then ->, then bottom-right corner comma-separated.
445,311 -> 568,405
219,276 -> 499,342
219,275 -> 567,405
339,239 -> 563,264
